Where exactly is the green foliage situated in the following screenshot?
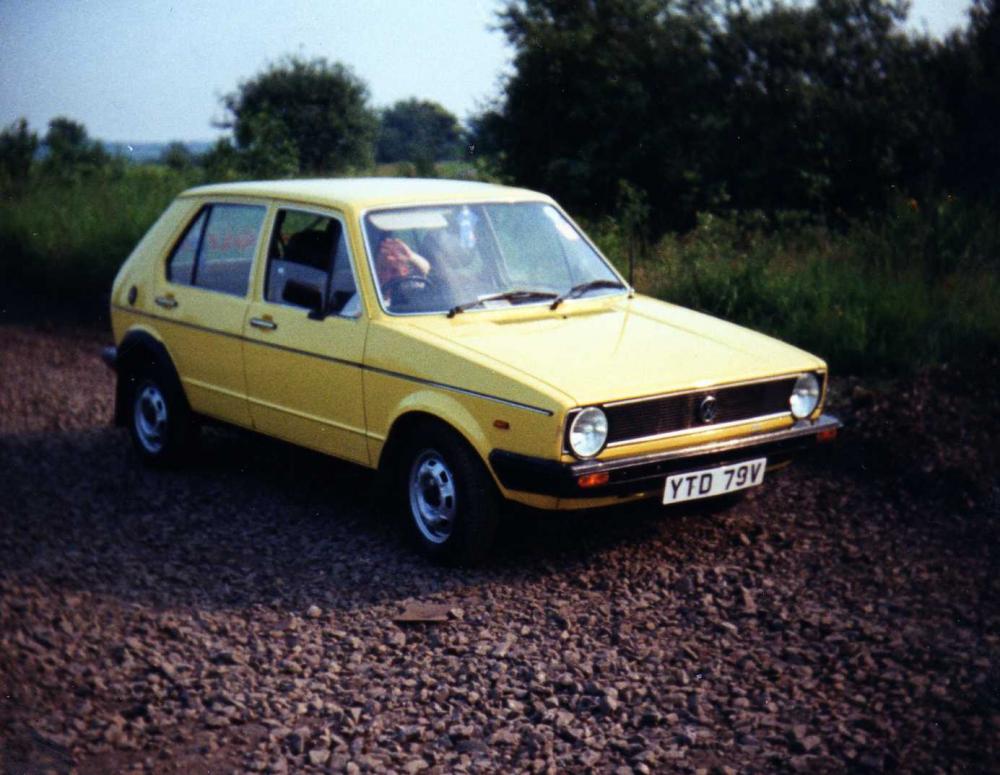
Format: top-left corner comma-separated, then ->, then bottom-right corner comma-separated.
490,0 -> 722,231
615,180 -> 650,285
376,99 -> 464,164
159,141 -> 195,172
238,113 -> 300,179
413,155 -> 437,178
0,115 -> 499,311
222,56 -> 377,174
0,165 -> 200,301
198,138 -> 246,182
40,117 -> 113,180
938,0 -> 1000,198
391,160 -> 417,178
485,0 -> 999,230
0,118 -> 38,188
437,159 -> 497,182
714,0 -> 944,215
587,201 -> 1000,375
2,100 -> 992,378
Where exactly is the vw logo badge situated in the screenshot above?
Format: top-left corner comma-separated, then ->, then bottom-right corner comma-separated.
698,395 -> 718,424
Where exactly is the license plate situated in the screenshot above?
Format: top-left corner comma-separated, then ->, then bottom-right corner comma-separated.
663,458 -> 767,504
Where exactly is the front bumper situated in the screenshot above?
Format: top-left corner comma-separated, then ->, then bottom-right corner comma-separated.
489,413 -> 841,499
101,345 -> 117,370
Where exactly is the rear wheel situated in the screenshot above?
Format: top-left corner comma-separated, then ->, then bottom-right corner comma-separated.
126,362 -> 197,466
396,423 -> 501,565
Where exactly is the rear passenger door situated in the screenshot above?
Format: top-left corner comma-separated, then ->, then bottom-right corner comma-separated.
155,200 -> 267,427
242,207 -> 370,465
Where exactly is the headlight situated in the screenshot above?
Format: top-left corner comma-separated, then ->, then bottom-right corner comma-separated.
790,373 -> 821,419
568,407 -> 608,458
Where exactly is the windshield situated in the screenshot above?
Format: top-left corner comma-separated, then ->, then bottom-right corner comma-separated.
363,202 -> 624,315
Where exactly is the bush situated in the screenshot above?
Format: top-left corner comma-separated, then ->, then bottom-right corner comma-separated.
0,166 -> 200,302
591,200 -> 1000,374
0,119 -> 38,189
3,161 -> 995,377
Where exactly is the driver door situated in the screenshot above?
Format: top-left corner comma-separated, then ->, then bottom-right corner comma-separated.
242,207 -> 369,464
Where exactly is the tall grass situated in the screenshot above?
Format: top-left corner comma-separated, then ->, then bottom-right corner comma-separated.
2,167 -> 997,374
0,161 -> 488,304
0,166 -> 200,301
588,200 -> 1000,374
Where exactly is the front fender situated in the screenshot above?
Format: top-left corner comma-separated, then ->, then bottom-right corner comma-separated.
376,388 -> 491,469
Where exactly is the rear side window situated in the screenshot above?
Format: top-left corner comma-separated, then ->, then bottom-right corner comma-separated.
166,203 -> 266,297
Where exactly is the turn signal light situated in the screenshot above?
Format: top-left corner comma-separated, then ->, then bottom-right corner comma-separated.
817,427 -> 838,443
577,472 -> 610,489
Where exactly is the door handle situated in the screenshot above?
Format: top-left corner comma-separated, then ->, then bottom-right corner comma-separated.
155,295 -> 178,309
249,317 -> 277,331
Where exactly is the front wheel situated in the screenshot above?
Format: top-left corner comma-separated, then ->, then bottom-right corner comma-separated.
397,425 -> 501,565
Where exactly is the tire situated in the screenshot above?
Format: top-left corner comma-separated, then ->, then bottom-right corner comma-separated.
125,361 -> 197,467
394,423 -> 501,566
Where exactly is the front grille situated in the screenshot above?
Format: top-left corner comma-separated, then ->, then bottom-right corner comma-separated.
603,377 -> 797,446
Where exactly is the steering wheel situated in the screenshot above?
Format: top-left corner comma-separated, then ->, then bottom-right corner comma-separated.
382,275 -> 435,307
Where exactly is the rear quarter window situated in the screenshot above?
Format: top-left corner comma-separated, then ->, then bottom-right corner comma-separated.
166,207 -> 207,286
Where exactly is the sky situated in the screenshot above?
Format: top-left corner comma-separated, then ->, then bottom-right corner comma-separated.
0,0 -> 975,144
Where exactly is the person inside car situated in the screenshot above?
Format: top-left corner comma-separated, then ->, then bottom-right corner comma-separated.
375,236 -> 432,307
376,237 -> 431,284
375,208 -> 493,308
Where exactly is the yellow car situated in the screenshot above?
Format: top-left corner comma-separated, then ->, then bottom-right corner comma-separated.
104,178 -> 840,563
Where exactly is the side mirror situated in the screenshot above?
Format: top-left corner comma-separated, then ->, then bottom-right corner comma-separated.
282,279 -> 326,319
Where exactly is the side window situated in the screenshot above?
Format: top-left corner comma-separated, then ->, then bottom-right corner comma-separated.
266,209 -> 359,316
165,203 -> 265,297
197,205 -> 266,296
166,208 -> 208,286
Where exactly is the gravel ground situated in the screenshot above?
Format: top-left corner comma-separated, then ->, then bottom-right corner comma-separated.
1,322 -> 998,774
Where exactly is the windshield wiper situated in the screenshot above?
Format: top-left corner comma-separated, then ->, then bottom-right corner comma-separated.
447,289 -> 559,318
549,279 -> 627,310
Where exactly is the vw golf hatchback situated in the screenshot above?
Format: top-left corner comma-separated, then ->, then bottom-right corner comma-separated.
104,178 -> 840,563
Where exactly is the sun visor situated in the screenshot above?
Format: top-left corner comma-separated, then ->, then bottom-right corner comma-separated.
368,209 -> 450,231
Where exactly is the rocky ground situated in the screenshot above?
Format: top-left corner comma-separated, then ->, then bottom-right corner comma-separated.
0,322 -> 998,774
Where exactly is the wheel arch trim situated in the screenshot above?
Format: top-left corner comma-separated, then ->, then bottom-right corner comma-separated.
113,326 -> 188,426
375,398 -> 490,478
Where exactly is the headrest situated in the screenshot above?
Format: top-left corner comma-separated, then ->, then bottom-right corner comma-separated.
285,230 -> 332,271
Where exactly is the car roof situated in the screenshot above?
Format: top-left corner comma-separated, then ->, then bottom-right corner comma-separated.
180,177 -> 554,212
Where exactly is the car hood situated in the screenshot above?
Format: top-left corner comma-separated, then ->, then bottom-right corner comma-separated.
408,295 -> 825,406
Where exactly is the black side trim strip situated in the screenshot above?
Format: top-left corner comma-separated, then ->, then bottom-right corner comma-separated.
364,365 -> 553,415
117,305 -> 245,342
112,304 -> 554,416
243,332 -> 359,370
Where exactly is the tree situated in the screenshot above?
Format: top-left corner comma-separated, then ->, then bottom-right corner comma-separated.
0,118 -> 38,187
160,141 -> 195,171
40,117 -> 110,177
376,99 -> 464,165
491,0 -> 723,231
713,0 -> 946,216
238,113 -> 300,179
938,0 -> 1000,198
488,0 -> 960,231
199,138 -> 243,181
221,57 -> 377,174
